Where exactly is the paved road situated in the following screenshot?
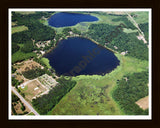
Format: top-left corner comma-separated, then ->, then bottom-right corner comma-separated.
11,86 -> 40,116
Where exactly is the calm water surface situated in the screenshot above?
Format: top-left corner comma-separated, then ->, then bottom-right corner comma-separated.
48,12 -> 98,27
44,37 -> 120,76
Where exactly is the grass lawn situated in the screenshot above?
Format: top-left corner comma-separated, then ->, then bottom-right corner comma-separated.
40,57 -> 52,69
12,25 -> 28,34
12,50 -> 36,63
130,12 -> 149,24
47,54 -> 148,115
12,44 -> 37,63
28,112 -> 35,115
123,28 -> 138,33
15,11 -> 36,15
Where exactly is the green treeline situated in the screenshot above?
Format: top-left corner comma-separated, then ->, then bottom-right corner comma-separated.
86,23 -> 148,60
139,23 -> 149,42
22,68 -> 46,80
12,12 -> 56,54
12,43 -> 20,54
112,71 -> 149,115
32,78 -> 77,114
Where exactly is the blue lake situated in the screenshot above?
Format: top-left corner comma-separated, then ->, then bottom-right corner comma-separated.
48,12 -> 98,27
44,37 -> 120,76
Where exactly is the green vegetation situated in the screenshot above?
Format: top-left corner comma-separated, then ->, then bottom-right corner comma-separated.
11,11 -> 149,115
12,43 -> 20,54
21,40 -> 34,53
112,71 -> 148,115
12,93 -> 19,102
12,25 -> 28,34
32,78 -> 77,115
28,112 -> 35,115
40,57 -> 51,69
139,23 -> 149,42
48,54 -> 148,115
123,28 -> 138,33
12,50 -> 36,63
86,23 -> 148,60
130,12 -> 149,24
22,68 -> 45,80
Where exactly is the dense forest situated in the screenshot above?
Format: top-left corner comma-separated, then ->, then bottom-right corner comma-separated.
32,78 -> 77,114
112,71 -> 149,115
139,23 -> 149,43
86,23 -> 148,60
12,12 -> 56,54
22,68 -> 46,79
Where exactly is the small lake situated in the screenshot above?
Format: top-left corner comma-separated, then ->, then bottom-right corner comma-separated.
44,37 -> 120,76
48,12 -> 98,27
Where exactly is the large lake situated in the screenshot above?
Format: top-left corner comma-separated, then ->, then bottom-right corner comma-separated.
44,37 -> 120,76
48,12 -> 98,27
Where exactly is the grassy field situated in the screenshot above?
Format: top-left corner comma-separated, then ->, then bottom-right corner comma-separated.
12,44 -> 37,63
12,25 -> 28,34
123,28 -> 138,33
15,11 -> 36,15
40,57 -> 52,69
48,54 -> 148,115
12,50 -> 36,63
130,12 -> 149,24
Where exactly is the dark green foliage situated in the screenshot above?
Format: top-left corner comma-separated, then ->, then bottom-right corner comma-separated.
86,23 -> 148,60
12,66 -> 16,73
12,77 -> 20,87
12,12 -> 56,56
112,71 -> 149,115
62,28 -> 72,36
139,23 -> 149,42
12,43 -> 20,54
20,102 -> 26,111
22,68 -> 45,79
21,40 -> 34,53
32,78 -> 76,114
12,93 -> 19,102
27,22 -> 56,41
72,28 -> 81,35
12,31 -> 32,44
12,104 -> 17,115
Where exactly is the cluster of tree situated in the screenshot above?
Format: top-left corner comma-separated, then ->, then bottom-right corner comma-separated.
12,66 -> 17,73
12,77 -> 22,87
12,43 -> 20,54
139,23 -> 149,43
86,23 -> 148,60
12,93 -> 19,102
21,40 -> 34,53
32,78 -> 77,114
112,71 -> 149,115
22,68 -> 46,79
12,12 -> 56,54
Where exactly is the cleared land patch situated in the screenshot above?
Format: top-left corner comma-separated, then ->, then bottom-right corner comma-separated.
14,59 -> 44,74
38,74 -> 58,90
135,96 -> 149,110
20,80 -> 46,102
12,25 -> 28,34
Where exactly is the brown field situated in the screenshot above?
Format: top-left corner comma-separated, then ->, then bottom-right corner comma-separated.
12,101 -> 30,115
14,59 -> 44,74
21,80 -> 46,102
135,96 -> 149,110
16,11 -> 36,15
